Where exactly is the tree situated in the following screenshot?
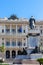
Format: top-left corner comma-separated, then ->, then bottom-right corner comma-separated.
37,58 -> 43,65
8,14 -> 18,20
0,43 -> 5,52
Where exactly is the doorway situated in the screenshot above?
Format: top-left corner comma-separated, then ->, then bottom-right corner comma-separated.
12,50 -> 16,58
6,50 -> 10,59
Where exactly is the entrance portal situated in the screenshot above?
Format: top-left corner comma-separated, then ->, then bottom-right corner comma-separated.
12,50 -> 16,58
6,50 -> 10,59
18,50 -> 22,55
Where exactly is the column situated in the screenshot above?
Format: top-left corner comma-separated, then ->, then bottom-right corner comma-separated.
16,39 -> 18,53
22,24 -> 23,34
10,24 -> 12,34
16,39 -> 17,47
10,39 -> 12,48
10,39 -> 12,59
26,25 -> 28,34
27,37 -> 29,47
26,38 -> 27,47
16,25 -> 17,34
25,25 -> 27,34
4,38 -> 6,59
4,38 -> 5,47
16,50 -> 17,56
22,38 -> 23,47
4,24 -> 5,34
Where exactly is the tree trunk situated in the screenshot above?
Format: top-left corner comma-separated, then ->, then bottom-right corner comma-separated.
39,62 -> 41,65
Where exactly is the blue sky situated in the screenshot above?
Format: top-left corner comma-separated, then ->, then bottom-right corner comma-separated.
0,0 -> 43,19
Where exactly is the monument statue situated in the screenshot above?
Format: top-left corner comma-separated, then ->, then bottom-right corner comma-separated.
29,16 -> 35,29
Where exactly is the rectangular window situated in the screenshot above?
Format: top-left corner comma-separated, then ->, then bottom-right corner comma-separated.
18,27 -> 22,33
23,30 -> 25,33
40,30 -> 42,34
18,41 -> 22,46
40,26 -> 42,28
6,29 -> 10,33
23,43 -> 26,46
6,41 -> 10,46
12,41 -> 16,46
2,38 -> 4,40
12,29 -> 16,33
23,38 -> 26,46
2,29 -> 4,33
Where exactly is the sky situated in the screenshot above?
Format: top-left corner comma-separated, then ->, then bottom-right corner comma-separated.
0,0 -> 43,20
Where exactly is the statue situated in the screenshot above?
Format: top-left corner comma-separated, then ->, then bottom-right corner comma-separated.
29,16 -> 35,29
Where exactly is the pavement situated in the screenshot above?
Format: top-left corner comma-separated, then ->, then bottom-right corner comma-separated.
4,59 -> 39,65
22,60 -> 39,64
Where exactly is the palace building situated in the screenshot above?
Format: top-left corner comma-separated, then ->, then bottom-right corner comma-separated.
0,17 -> 43,61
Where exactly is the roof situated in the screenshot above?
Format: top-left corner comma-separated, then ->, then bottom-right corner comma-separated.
0,18 -> 43,25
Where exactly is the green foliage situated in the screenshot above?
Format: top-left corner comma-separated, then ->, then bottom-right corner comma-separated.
0,43 -> 5,52
0,46 -> 4,52
0,64 -> 9,65
2,43 -> 4,47
37,58 -> 43,64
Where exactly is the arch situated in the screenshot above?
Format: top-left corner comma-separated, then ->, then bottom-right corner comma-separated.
6,50 -> 10,59
12,50 -> 16,58
18,50 -> 22,55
